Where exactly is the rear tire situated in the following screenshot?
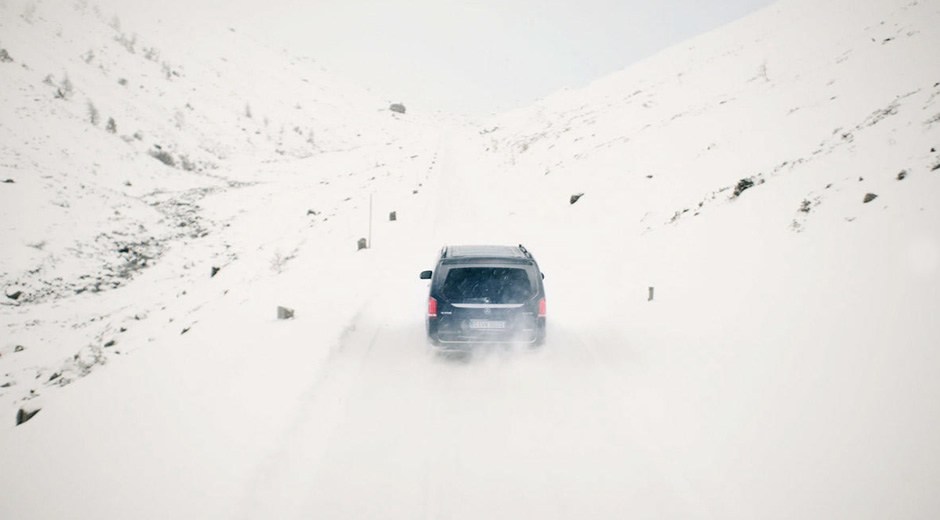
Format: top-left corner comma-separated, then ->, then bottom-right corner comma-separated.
533,325 -> 546,347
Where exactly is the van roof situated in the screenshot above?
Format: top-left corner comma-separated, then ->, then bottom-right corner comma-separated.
444,245 -> 528,259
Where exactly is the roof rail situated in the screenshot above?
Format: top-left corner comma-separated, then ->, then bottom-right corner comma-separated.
518,244 -> 531,258
440,246 -> 448,258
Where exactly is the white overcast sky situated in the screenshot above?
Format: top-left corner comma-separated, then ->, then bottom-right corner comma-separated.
119,0 -> 777,115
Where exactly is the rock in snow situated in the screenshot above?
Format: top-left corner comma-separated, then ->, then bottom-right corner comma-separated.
15,408 -> 40,426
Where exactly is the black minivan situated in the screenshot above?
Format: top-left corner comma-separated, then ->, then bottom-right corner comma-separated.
419,245 -> 546,347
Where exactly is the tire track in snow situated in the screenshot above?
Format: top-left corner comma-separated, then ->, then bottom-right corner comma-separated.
239,308 -> 384,519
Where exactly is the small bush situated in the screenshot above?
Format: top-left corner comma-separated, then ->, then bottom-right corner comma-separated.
270,249 -> 298,273
179,154 -> 196,171
0,49 -> 12,63
148,148 -> 175,167
143,47 -> 160,61
87,102 -> 99,125
114,32 -> 136,53
55,75 -> 74,99
21,2 -> 38,23
271,251 -> 287,273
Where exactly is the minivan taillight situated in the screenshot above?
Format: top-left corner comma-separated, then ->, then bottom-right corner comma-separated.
428,297 -> 438,317
538,298 -> 546,317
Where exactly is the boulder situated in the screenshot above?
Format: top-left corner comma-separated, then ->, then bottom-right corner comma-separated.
733,178 -> 755,197
16,408 -> 40,426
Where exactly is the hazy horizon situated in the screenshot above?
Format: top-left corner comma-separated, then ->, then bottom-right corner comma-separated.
100,0 -> 777,115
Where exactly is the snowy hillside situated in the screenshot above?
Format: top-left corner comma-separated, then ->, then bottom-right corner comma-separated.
2,0 -> 939,518
0,0 -> 444,411
1,0 -> 431,302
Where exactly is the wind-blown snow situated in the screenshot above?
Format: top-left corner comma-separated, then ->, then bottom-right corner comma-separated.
1,0 -> 939,518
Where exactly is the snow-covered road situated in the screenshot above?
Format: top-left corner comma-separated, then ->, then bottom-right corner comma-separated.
233,127 -> 940,519
238,135 -> 667,518
238,253 -> 671,520
240,292 -> 647,518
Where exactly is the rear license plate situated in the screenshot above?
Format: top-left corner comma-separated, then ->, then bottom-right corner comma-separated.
467,319 -> 506,330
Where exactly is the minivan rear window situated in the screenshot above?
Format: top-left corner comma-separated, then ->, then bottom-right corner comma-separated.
441,267 -> 533,304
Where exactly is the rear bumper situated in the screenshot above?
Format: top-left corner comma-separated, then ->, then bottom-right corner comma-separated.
432,334 -> 539,347
428,318 -> 545,347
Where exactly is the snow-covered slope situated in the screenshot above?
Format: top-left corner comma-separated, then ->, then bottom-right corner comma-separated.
0,0 -> 445,416
491,0 -> 939,213
464,0 -> 940,516
1,0 -> 427,301
2,0 -> 939,518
